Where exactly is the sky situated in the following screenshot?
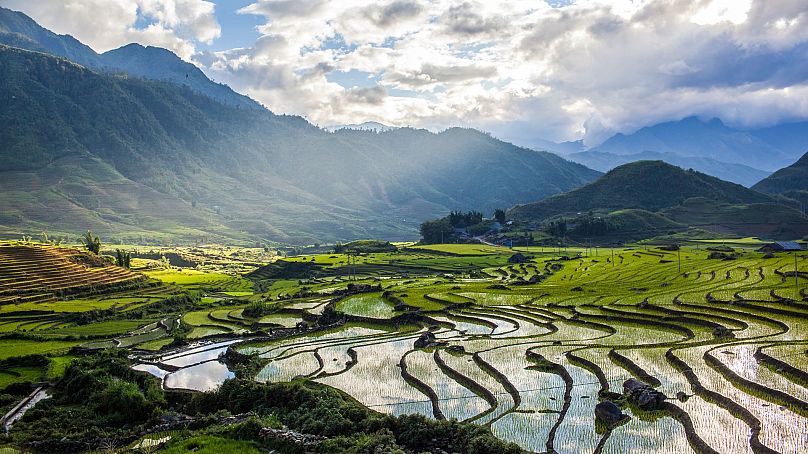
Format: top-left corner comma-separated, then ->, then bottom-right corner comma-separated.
3,0 -> 808,147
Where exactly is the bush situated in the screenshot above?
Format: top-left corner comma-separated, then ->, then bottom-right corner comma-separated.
186,380 -> 522,454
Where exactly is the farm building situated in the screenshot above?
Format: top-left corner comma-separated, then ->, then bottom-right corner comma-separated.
757,241 -> 804,252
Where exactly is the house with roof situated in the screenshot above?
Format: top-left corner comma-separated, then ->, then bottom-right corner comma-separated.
757,241 -> 804,252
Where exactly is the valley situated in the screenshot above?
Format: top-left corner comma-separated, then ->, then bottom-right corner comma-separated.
1,239 -> 806,453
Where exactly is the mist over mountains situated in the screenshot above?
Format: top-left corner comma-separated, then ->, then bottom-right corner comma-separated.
546,117 -> 808,187
1,6 -> 806,245
0,35 -> 598,244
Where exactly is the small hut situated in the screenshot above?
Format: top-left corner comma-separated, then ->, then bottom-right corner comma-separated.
757,241 -> 803,252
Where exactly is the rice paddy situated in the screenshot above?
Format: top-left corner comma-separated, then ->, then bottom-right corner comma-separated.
3,240 -> 808,453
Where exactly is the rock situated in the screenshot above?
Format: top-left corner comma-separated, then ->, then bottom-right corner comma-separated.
414,331 -> 441,349
712,326 -> 735,338
595,401 -> 624,426
446,345 -> 465,353
623,378 -> 666,411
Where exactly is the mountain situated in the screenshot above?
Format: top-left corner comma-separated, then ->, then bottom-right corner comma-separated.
529,138 -> 586,155
101,44 -> 258,109
0,6 -> 259,110
508,161 -> 772,222
590,117 -> 808,172
0,44 -> 599,244
508,160 -> 808,239
0,6 -> 102,68
752,151 -> 808,207
566,150 -> 770,187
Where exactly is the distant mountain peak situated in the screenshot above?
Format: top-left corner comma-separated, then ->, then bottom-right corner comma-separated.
0,6 -> 260,110
590,116 -> 808,172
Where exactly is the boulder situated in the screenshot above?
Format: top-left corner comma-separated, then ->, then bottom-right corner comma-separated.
414,331 -> 438,349
712,326 -> 735,338
623,378 -> 666,411
594,401 -> 624,426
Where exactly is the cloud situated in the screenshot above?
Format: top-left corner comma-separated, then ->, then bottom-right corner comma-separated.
0,0 -> 220,58
5,0 -> 808,147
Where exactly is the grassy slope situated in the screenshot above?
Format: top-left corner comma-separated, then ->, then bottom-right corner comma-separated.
752,151 -> 808,207
508,160 -> 772,222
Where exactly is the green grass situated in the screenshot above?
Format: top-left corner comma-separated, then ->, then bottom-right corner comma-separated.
335,293 -> 400,319
145,269 -> 253,293
0,340 -> 81,360
45,355 -> 76,380
0,366 -> 44,388
46,319 -> 154,337
408,244 -> 510,255
136,338 -> 174,351
159,436 -> 262,454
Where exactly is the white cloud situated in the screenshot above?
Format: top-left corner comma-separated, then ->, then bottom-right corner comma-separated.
4,0 -> 808,146
0,0 -> 220,58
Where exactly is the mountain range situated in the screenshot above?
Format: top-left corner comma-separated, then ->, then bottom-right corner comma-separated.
544,117 -> 808,186
0,6 -> 258,110
0,35 -> 598,244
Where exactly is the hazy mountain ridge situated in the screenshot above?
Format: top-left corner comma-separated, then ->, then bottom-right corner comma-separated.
588,117 -> 808,172
0,6 -> 259,110
0,44 -> 599,243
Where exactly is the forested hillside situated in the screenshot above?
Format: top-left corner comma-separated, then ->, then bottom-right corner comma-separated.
0,45 -> 599,243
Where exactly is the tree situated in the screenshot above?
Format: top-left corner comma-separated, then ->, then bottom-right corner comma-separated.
115,249 -> 131,268
419,218 -> 454,244
82,230 -> 101,255
494,209 -> 506,224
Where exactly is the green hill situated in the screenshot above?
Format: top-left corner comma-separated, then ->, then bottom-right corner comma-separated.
0,45 -> 598,244
752,151 -> 808,207
662,198 -> 808,239
508,161 -> 770,222
507,161 -> 807,240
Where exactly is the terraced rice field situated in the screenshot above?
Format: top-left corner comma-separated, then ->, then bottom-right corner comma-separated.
4,241 -> 807,453
219,245 -> 808,453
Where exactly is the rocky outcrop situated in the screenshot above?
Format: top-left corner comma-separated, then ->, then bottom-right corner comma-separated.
623,378 -> 666,411
414,331 -> 447,349
260,427 -> 324,449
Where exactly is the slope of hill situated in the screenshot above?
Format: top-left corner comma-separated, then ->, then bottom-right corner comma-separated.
0,243 -> 146,305
0,45 -> 599,243
0,6 -> 258,110
662,198 -> 808,239
590,117 -> 808,172
0,6 -> 102,68
752,152 -> 808,206
508,161 -> 771,222
567,150 -> 770,187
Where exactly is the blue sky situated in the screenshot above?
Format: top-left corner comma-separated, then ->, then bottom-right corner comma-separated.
4,0 -> 808,148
